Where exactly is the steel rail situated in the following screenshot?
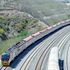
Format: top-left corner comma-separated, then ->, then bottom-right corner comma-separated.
20,27 -> 69,70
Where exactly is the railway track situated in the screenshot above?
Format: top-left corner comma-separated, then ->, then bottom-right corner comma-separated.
59,36 -> 70,70
41,33 -> 70,70
66,42 -> 70,70
20,31 -> 62,70
62,40 -> 70,70
0,66 -> 7,70
35,32 -> 70,70
19,26 -> 70,70
13,25 -> 65,70
66,41 -> 70,70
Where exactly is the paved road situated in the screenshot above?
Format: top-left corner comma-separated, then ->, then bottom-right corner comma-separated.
5,26 -> 70,70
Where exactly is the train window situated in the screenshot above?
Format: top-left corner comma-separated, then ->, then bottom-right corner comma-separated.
16,42 -> 20,45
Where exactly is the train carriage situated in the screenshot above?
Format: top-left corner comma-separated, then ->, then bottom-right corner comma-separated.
39,28 -> 48,38
23,36 -> 33,47
32,32 -> 41,42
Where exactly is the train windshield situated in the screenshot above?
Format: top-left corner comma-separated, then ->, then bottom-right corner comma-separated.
1,53 -> 10,61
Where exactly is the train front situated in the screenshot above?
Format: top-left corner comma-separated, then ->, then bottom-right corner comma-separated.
1,52 -> 10,66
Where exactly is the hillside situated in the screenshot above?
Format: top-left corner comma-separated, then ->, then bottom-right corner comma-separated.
0,0 -> 70,25
20,0 -> 70,25
0,10 -> 47,54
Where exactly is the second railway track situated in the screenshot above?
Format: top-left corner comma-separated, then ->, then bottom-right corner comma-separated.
19,26 -> 70,70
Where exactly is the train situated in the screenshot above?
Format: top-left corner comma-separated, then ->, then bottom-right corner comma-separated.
1,19 -> 68,67
1,27 -> 52,66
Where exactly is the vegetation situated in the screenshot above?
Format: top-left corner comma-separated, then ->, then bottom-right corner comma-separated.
0,11 -> 47,54
9,0 -> 70,25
